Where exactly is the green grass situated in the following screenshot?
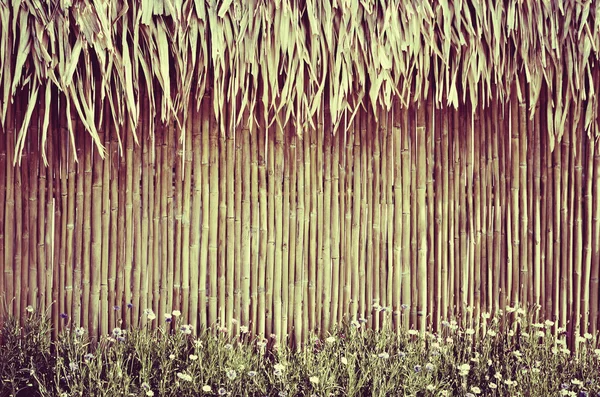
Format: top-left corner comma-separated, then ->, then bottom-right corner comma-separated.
1,307 -> 600,397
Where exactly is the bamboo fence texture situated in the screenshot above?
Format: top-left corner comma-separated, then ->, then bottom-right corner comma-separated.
2,0 -> 600,350
1,90 -> 600,349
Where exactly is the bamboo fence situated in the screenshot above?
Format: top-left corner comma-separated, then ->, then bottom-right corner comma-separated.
2,0 -> 600,350
1,90 -> 600,349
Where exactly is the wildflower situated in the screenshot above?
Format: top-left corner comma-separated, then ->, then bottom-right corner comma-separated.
440,391 -> 450,397
594,349 -> 600,356
247,371 -> 257,377
425,363 -> 435,372
489,382 -> 497,389
545,320 -> 555,327
274,369 -> 283,377
117,336 -> 126,342
60,313 -> 68,320
521,332 -> 530,338
202,385 -> 212,392
408,329 -> 419,336
536,331 -> 545,338
69,362 -> 78,372
226,369 -> 237,380
114,305 -> 121,311
532,368 -> 541,374
482,312 -> 491,319
426,385 -> 435,391
74,327 -> 85,337
516,308 -> 525,315
358,317 -> 367,324
532,323 -> 545,329
487,330 -> 497,337
325,336 -> 336,343
398,351 -> 406,358
504,379 -> 516,386
172,310 -> 181,317
571,379 -> 583,386
127,303 -> 133,309
414,365 -> 422,373
494,372 -> 502,380
465,393 -> 476,397
25,305 -> 34,313
508,330 -> 515,337
506,306 -> 516,313
240,325 -> 249,334
513,350 -> 523,358
309,376 -> 319,385
165,313 -> 172,322
189,354 -> 198,361
146,391 -> 154,396
270,333 -> 277,338
218,388 -> 227,396
224,343 -> 233,350
180,324 -> 193,335
176,373 -> 192,382
278,392 -> 288,397
146,310 -> 156,321
256,340 -> 267,349
112,327 -> 122,337
350,320 -> 360,328
274,363 -> 285,372
169,354 -> 176,360
465,328 -> 475,335
458,363 -> 470,376
471,387 -> 482,394
84,353 -> 94,362
584,333 -> 593,340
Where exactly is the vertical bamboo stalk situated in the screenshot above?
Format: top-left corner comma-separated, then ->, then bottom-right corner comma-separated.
303,119 -> 311,342
573,113 -> 584,341
166,123 -> 175,319
426,98 -> 435,327
365,112 -> 374,328
109,115 -> 120,332
308,122 -> 317,331
343,119 -> 355,323
28,110 -> 39,311
18,103 -> 27,318
208,105 -> 219,328
482,107 -> 491,315
359,111 -> 368,322
552,117 -> 562,330
153,123 -> 163,325
338,122 -> 348,325
322,114 -> 332,334
447,110 -> 456,318
581,134 -> 594,334
189,100 -> 202,331
125,120 -> 135,326
132,111 -> 142,324
416,104 -> 427,332
518,79 -> 529,308
287,128 -> 297,338
71,124 -> 82,328
82,134 -> 93,332
273,119 -> 284,343
37,106 -> 47,314
560,115 -> 571,330
441,107 -> 450,321
381,110 -> 391,325
91,119 -> 103,338
491,97 -> 501,314
58,110 -> 68,332
316,114 -> 325,332
372,110 -> 382,330
180,106 -> 192,327
139,94 -> 150,327
401,107 -> 411,329
542,97 -> 554,321
250,120 -> 259,334
218,119 -> 228,329
229,116 -> 237,331
44,102 -> 56,315
117,127 -> 128,321
101,106 -> 111,336
281,124 -> 290,339
266,122 -> 275,337
533,96 -> 542,314
498,101 -> 508,313
510,90 -> 520,309
173,119 -> 184,317
294,126 -> 305,346
434,107 -> 443,328
473,108 -> 482,321
0,103 -> 6,319
241,118 -> 251,331
257,107 -> 267,337
200,97 -> 211,330
147,117 -> 156,328
351,112 -> 361,321
591,133 -> 600,334
458,108 -> 468,326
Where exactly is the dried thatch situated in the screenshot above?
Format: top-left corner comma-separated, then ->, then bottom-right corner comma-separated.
1,0 -> 600,161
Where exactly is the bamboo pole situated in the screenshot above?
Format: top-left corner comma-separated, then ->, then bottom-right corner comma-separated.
308,121 -> 317,331
441,107 -> 450,320
166,122 -> 175,321
338,120 -> 348,325
322,113 -> 332,335
473,107 -> 482,321
542,95 -> 554,321
365,112 -> 374,328
360,110 -> 368,323
559,115 -> 570,330
117,125 -> 127,322
228,114 -> 237,332
482,107 -> 491,315
257,106 -> 267,337
447,110 -> 456,318
37,103 -> 47,314
303,117 -> 311,342
287,129 -> 297,338
0,100 -> 6,320
518,79 -> 529,309
351,111 -> 361,322
18,100 -> 27,319
218,117 -> 227,329
581,133 -> 594,334
28,109 -> 39,311
416,103 -> 427,332
139,94 -> 150,327
200,96 -> 211,330
273,118 -> 284,344
510,90 -> 520,309
131,111 -> 142,324
44,101 -> 55,314
208,103 -> 219,328
342,118 -> 354,324
189,99 -> 202,331
125,119 -> 135,326
573,113 -> 584,342
266,121 -> 275,337
281,122 -> 290,339
491,97 -> 501,315
552,116 -> 562,333
434,106 -> 443,328
381,109 -> 392,325
294,126 -> 305,347
401,107 -> 411,329
591,132 -> 600,334
90,121 -> 103,338
153,123 -> 163,326
372,109 -> 382,331
58,109 -> 68,333
172,119 -> 183,318
108,112 -> 120,332
458,108 -> 467,326
250,118 -> 259,334
180,105 -> 193,327
426,98 -> 435,328
101,105 -> 111,336
241,117 -> 251,331
532,95 -> 542,314
70,123 -> 82,328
